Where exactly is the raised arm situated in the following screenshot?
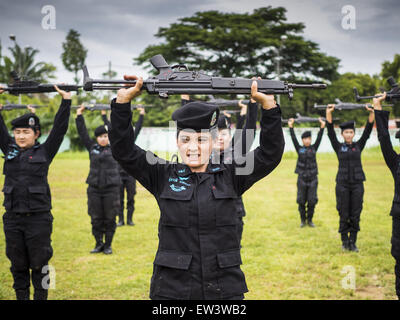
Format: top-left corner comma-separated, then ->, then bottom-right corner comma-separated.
357,106 -> 374,151
0,106 -> 12,155
133,108 -> 145,142
375,110 -> 398,174
75,108 -> 94,152
43,86 -> 71,161
109,76 -> 165,195
101,110 -> 111,128
181,94 -> 191,107
312,118 -> 326,151
326,104 -> 340,153
288,118 -> 300,153
236,100 -> 247,130
373,92 -> 398,174
233,79 -> 284,195
233,99 -> 258,155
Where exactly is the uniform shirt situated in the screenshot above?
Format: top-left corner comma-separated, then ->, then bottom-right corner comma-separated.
76,115 -> 121,189
0,99 -> 71,213
109,99 -> 284,300
327,120 -> 373,184
290,127 -> 324,180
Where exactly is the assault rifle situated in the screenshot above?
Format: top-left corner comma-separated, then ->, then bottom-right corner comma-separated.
0,103 -> 46,110
354,76 -> 400,102
282,113 -> 337,124
82,54 -> 327,99
314,98 -> 392,110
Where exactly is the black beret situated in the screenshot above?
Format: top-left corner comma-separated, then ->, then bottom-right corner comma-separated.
396,130 -> 400,139
301,131 -> 311,139
172,101 -> 219,132
217,115 -> 231,130
94,125 -> 108,137
11,113 -> 40,132
339,121 -> 355,132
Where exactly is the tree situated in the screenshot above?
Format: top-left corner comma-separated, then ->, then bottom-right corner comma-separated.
380,54 -> 400,112
61,29 -> 87,84
0,38 -> 56,83
381,54 -> 400,83
135,7 -> 340,82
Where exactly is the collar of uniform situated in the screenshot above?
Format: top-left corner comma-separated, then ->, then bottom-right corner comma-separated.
10,140 -> 40,150
206,163 -> 226,174
174,163 -> 192,177
94,144 -> 109,150
174,163 -> 226,176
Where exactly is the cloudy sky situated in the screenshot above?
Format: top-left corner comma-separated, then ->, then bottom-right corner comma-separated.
0,0 -> 398,83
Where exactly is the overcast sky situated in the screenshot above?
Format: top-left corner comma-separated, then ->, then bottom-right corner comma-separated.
0,0 -> 398,83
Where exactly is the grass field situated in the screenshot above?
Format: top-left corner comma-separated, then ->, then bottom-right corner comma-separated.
0,147 -> 398,300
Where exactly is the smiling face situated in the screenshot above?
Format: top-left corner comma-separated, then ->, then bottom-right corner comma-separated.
215,128 -> 231,152
13,127 -> 40,149
341,129 -> 355,144
177,129 -> 214,172
96,133 -> 109,147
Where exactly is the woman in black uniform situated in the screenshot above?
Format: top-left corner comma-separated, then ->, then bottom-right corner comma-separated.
373,92 -> 400,299
0,86 -> 71,300
326,104 -> 374,252
288,117 -> 325,227
109,76 -> 284,300
75,105 -> 121,255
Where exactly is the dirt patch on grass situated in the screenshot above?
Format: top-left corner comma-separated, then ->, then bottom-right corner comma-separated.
356,275 -> 384,300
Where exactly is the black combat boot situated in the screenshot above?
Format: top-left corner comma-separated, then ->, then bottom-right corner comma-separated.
307,204 -> 316,227
15,289 -> 30,300
117,214 -> 124,227
126,209 -> 134,226
90,233 -> 104,253
341,233 -> 350,251
299,204 -> 306,228
103,232 -> 114,255
349,232 -> 359,252
33,289 -> 48,300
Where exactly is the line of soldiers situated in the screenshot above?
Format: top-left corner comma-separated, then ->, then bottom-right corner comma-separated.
288,105 -> 374,253
0,80 -> 399,300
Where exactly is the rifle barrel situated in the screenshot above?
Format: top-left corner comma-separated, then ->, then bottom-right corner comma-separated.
2,104 -> 44,110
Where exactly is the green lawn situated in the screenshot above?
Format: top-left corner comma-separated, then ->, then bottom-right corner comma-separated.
0,148 -> 398,300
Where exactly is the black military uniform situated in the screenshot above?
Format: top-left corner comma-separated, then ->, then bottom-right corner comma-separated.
0,100 -> 71,300
374,109 -> 400,299
109,98 -> 284,300
76,115 -> 121,254
327,119 -> 373,251
213,101 -> 258,243
290,128 -> 324,227
105,113 -> 144,226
